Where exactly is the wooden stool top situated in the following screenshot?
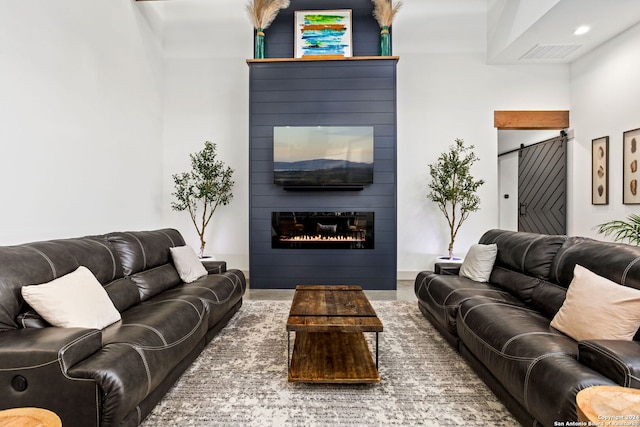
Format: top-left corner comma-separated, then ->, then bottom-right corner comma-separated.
0,408 -> 62,427
577,386 -> 640,423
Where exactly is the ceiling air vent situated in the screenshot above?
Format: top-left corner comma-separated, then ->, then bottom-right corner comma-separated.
519,44 -> 583,61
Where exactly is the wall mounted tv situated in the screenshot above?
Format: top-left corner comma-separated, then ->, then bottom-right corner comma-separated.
273,126 -> 374,189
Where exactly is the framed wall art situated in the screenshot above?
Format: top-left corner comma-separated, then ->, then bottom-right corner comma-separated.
294,10 -> 352,59
624,128 -> 640,204
592,136 -> 609,205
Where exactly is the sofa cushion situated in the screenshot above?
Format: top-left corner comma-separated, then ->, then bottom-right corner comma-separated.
106,229 -> 186,276
459,244 -> 497,282
551,236 -> 640,289
489,266 -> 540,304
103,277 -> 141,313
456,298 -> 611,426
551,265 -> 640,341
414,271 -> 522,335
479,229 -> 566,281
0,236 -> 123,330
130,264 -> 182,302
529,279 -> 566,319
170,246 -> 208,283
21,266 -> 121,329
76,294 -> 208,425
153,269 -> 246,328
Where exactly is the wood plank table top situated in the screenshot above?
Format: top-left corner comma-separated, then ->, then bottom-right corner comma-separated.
286,285 -> 383,383
577,386 -> 640,423
0,408 -> 61,427
286,285 -> 383,332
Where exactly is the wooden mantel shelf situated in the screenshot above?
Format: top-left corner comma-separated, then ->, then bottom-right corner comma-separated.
246,56 -> 399,65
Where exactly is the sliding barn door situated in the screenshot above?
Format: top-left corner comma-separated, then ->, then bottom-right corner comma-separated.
518,134 -> 567,235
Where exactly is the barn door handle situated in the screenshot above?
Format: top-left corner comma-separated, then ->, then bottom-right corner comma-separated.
519,203 -> 527,217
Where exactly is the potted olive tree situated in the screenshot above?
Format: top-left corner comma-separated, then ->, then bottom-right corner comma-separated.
427,138 -> 485,259
171,141 -> 234,258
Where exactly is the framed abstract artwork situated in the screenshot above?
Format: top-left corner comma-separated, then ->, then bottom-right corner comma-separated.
624,128 -> 640,204
294,10 -> 352,59
591,136 -> 609,205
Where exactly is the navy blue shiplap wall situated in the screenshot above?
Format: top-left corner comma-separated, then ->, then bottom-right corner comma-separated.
248,0 -> 397,290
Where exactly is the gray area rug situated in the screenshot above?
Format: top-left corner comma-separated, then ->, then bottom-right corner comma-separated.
141,301 -> 517,426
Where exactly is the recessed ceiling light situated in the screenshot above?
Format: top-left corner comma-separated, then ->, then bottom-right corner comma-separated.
574,26 -> 590,36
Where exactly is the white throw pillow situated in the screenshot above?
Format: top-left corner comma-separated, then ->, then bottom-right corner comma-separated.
21,266 -> 121,329
458,243 -> 498,282
550,264 -> 640,341
170,245 -> 208,283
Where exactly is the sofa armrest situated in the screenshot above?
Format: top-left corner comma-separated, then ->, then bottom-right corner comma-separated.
434,262 -> 462,275
579,340 -> 640,388
0,328 -> 102,372
201,259 -> 227,274
0,328 -> 102,426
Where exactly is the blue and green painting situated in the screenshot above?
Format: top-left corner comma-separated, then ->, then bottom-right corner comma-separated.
298,13 -> 350,57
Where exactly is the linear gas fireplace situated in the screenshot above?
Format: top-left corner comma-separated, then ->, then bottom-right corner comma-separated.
272,211 -> 374,249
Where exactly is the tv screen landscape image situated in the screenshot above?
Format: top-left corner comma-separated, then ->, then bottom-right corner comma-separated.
273,126 -> 374,186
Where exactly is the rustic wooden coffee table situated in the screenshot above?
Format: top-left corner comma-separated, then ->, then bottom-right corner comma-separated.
286,285 -> 383,383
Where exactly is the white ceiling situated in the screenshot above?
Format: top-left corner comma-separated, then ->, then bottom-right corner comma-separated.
487,0 -> 640,64
155,0 -> 640,64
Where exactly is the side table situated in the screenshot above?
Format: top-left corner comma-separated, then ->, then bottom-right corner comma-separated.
577,385 -> 640,424
0,407 -> 61,427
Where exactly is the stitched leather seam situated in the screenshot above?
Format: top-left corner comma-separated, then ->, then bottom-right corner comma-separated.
158,230 -> 176,247
119,324 -> 169,346
91,239 -> 119,281
552,247 -> 569,284
521,237 -> 541,273
230,271 -> 246,293
0,360 -> 58,371
59,329 -> 103,373
25,245 -> 57,279
125,344 -> 152,395
622,257 -> 640,286
523,352 -> 569,410
183,286 -> 220,302
502,331 -> 566,354
580,341 -> 631,387
125,233 -> 147,271
442,288 -> 511,306
415,275 -> 429,296
121,299 -> 205,350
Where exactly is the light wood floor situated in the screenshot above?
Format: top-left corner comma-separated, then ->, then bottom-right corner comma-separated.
245,280 -> 417,301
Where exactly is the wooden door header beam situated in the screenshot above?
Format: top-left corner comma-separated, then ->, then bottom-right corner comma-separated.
494,110 -> 569,130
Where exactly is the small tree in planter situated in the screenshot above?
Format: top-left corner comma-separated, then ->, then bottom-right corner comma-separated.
171,141 -> 234,258
427,138 -> 485,259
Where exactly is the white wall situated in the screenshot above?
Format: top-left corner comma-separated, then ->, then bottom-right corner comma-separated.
393,1 -> 570,277
569,22 -> 640,240
161,2 -> 251,269
0,0 -> 165,244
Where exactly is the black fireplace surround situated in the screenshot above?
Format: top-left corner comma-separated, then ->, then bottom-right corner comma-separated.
272,212 -> 374,249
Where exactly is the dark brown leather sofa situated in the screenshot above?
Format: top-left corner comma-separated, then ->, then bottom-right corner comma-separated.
415,229 -> 640,426
0,228 -> 246,427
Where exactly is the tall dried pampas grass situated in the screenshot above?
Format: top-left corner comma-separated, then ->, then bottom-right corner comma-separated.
372,0 -> 403,27
246,0 -> 290,30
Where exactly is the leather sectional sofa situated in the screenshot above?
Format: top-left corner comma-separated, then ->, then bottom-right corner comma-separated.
415,229 -> 640,426
0,228 -> 246,427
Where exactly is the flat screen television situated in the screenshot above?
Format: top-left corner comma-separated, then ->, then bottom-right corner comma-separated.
273,126 -> 374,187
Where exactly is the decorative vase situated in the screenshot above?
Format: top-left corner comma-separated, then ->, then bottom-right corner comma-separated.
255,28 -> 265,59
380,26 -> 390,56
